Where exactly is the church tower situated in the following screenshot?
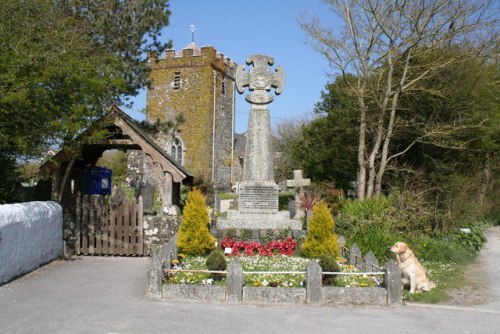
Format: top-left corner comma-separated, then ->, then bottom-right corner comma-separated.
146,43 -> 237,190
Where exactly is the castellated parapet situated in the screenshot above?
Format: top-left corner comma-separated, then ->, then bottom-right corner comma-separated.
145,44 -> 238,190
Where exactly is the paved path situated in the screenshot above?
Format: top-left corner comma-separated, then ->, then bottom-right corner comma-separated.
0,227 -> 499,334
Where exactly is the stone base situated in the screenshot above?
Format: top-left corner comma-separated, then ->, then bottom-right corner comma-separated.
216,210 -> 302,230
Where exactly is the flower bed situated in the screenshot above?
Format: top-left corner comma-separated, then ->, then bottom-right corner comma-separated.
165,255 -> 382,288
220,236 -> 296,256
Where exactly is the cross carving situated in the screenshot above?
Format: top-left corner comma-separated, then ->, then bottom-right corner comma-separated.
235,54 -> 285,105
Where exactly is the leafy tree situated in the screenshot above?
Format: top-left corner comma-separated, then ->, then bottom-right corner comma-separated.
390,54 -> 499,221
300,0 -> 496,199
301,202 -> 340,259
289,79 -> 358,191
0,0 -> 171,201
177,189 -> 216,255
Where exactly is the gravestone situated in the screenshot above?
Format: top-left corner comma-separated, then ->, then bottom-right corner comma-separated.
217,55 -> 300,230
286,170 -> 311,219
140,182 -> 155,214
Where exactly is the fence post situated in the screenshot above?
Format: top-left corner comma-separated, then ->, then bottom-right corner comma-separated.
306,260 -> 322,304
349,243 -> 361,268
385,260 -> 402,305
146,253 -> 163,299
338,236 -> 346,258
365,251 -> 379,272
227,258 -> 243,303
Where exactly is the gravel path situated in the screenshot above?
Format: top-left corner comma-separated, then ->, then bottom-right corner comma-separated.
442,225 -> 500,310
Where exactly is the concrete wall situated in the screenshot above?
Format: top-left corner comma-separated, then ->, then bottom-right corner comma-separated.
0,201 -> 62,284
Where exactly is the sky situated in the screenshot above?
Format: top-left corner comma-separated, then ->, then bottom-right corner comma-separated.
122,0 -> 337,134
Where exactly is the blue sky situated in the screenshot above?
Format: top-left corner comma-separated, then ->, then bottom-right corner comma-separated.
123,0 -> 335,133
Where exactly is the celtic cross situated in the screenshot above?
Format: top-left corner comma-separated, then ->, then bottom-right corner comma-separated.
235,54 -> 285,105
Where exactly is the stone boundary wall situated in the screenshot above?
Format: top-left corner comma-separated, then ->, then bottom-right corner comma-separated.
156,259 -> 402,305
0,201 -> 63,284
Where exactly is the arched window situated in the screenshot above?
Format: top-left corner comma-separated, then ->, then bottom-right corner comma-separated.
169,137 -> 183,164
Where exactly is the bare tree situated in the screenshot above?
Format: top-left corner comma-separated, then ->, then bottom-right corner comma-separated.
273,114 -> 312,183
300,0 -> 497,199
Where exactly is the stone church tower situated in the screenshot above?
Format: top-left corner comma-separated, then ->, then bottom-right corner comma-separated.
146,43 -> 237,190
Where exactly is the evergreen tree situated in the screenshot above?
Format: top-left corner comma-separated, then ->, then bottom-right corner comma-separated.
177,189 -> 216,255
301,202 -> 340,258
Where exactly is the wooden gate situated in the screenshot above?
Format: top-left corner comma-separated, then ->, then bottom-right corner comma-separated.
75,189 -> 144,256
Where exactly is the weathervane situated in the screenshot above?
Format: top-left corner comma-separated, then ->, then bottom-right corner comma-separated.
190,24 -> 196,43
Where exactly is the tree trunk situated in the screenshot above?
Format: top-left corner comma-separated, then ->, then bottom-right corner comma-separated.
478,153 -> 491,208
357,100 -> 368,200
375,90 -> 400,197
58,156 -> 76,202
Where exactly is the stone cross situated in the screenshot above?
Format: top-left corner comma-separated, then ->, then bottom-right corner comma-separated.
286,170 -> 311,219
236,54 -> 285,105
235,54 -> 285,182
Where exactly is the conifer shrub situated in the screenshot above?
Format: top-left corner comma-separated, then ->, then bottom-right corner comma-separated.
301,202 -> 340,259
319,254 -> 340,286
206,250 -> 227,281
177,189 -> 216,255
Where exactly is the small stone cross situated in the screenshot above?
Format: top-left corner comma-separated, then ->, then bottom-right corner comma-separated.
286,170 -> 311,219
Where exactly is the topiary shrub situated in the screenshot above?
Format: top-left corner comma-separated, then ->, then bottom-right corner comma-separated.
301,202 -> 340,259
319,254 -> 340,286
177,189 -> 216,255
206,250 -> 227,281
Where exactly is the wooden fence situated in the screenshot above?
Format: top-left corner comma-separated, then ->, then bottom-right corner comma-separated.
75,188 -> 144,256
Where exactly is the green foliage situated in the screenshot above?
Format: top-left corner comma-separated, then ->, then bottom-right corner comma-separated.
336,197 -> 393,237
177,189 -> 216,255
0,0 -> 171,165
318,255 -> 340,285
287,79 -> 358,191
206,250 -> 227,281
336,194 -> 489,263
278,191 -> 295,211
96,150 -> 128,186
450,225 -> 487,252
0,154 -> 23,204
301,202 -> 340,258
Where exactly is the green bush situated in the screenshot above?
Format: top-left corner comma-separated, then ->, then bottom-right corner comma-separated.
450,225 -> 487,252
206,250 -> 227,281
318,254 -> 340,286
348,222 -> 400,263
177,189 -> 216,255
301,202 -> 340,259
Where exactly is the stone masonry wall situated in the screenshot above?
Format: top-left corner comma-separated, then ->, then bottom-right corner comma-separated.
146,46 -> 236,189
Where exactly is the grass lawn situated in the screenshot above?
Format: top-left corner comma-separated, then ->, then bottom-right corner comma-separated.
402,259 -> 471,303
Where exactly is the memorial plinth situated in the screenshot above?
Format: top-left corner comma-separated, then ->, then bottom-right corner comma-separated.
216,54 -> 301,231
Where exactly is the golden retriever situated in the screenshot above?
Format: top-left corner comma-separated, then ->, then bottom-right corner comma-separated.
390,242 -> 436,293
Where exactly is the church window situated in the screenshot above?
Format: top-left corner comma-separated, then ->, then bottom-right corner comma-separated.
221,79 -> 226,96
173,72 -> 181,90
169,137 -> 183,164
